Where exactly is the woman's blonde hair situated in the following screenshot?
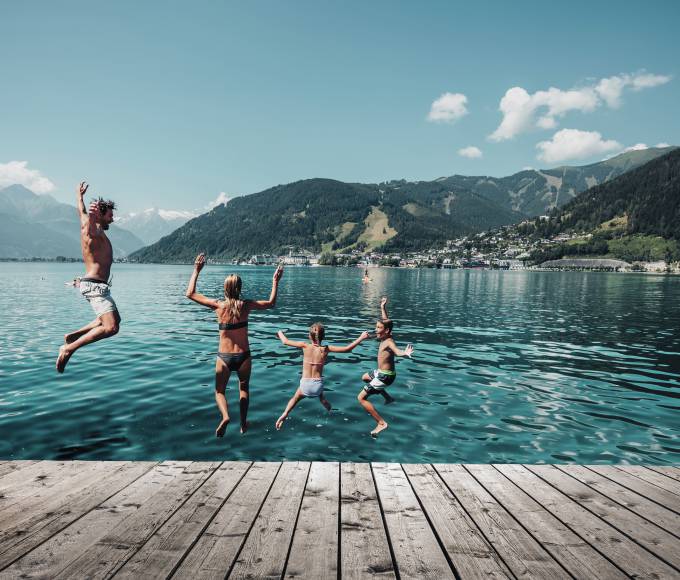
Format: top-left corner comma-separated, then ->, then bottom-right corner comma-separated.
309,322 -> 325,344
223,274 -> 243,322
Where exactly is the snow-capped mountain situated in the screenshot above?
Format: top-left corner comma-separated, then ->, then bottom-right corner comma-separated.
115,208 -> 196,246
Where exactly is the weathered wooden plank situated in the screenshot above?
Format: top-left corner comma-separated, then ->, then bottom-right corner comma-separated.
615,465 -> 680,497
646,465 -> 680,483
467,464 -> 626,579
404,464 -> 511,579
0,461 -> 193,579
229,461 -> 310,580
172,462 -> 281,580
115,461 -> 251,580
340,462 -> 395,580
373,463 -> 455,580
518,464 -> 678,578
590,465 -> 680,509
0,461 -> 98,514
569,466 -> 680,534
0,460 -> 40,479
53,461 -> 221,578
0,461 -> 155,570
285,462 -> 339,579
436,464 -> 568,579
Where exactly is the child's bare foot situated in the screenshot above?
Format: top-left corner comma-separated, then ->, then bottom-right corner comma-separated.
370,422 -> 388,437
275,415 -> 287,430
56,345 -> 72,373
215,417 -> 230,438
240,421 -> 250,434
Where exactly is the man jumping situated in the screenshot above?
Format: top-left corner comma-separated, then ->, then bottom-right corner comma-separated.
56,181 -> 121,373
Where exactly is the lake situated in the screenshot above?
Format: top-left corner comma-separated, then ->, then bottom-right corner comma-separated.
1,263 -> 678,464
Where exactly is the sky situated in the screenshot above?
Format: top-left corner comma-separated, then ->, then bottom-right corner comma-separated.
1,0 -> 678,214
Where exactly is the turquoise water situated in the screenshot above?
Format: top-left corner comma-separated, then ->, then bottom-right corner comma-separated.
0,263 -> 678,464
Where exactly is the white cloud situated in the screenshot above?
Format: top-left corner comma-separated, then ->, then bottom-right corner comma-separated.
0,160 -> 55,193
656,142 -> 670,148
458,146 -> 482,159
536,129 -> 622,164
630,73 -> 671,90
490,71 -> 671,141
427,92 -> 468,123
623,143 -> 648,152
206,192 -> 231,210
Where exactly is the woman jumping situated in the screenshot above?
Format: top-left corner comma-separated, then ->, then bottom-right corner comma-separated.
186,253 -> 284,436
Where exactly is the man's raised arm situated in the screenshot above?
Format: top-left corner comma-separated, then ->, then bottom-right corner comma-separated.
76,181 -> 97,238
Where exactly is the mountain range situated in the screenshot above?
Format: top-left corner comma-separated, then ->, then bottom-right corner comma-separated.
527,147 -> 680,264
115,208 -> 196,246
0,185 -> 145,259
131,147 -> 676,262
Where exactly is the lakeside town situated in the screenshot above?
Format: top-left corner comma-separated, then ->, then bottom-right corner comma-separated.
242,222 -> 680,274
6,221 -> 678,274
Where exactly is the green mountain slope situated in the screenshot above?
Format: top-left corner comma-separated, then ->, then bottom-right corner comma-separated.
131,178 -> 524,261
529,148 -> 680,263
130,147 -> 677,263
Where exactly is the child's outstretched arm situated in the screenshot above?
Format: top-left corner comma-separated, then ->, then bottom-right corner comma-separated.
386,338 -> 413,358
328,331 -> 370,353
277,330 -> 307,349
380,296 -> 389,321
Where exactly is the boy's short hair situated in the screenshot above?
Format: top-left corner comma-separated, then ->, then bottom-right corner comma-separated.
378,319 -> 393,333
95,197 -> 116,214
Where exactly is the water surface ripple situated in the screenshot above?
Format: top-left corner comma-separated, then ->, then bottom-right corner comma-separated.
1,263 -> 678,464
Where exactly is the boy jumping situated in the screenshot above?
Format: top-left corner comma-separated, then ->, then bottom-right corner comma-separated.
357,296 -> 413,436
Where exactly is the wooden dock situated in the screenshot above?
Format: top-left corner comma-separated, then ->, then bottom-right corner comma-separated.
0,461 -> 678,579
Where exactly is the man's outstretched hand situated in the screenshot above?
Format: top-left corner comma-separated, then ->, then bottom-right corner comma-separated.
78,181 -> 89,196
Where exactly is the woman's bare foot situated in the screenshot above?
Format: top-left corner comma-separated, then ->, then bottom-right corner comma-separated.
56,345 -> 72,373
240,421 -> 250,434
275,415 -> 287,430
215,417 -> 230,438
370,422 -> 388,437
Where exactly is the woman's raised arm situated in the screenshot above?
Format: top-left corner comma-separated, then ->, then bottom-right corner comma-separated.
185,253 -> 219,309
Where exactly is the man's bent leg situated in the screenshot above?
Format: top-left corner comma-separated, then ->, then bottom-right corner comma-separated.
56,311 -> 119,373
65,318 -> 102,344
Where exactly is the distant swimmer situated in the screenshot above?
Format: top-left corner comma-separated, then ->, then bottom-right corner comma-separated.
64,277 -> 81,286
186,253 -> 284,436
275,324 -> 370,430
362,268 -> 371,284
56,182 -> 120,373
357,296 -> 413,436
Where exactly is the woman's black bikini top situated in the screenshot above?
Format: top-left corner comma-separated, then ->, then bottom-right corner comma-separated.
218,299 -> 250,331
218,320 -> 248,331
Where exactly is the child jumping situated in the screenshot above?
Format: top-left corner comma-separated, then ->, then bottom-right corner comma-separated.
358,296 -> 413,436
276,323 -> 369,430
